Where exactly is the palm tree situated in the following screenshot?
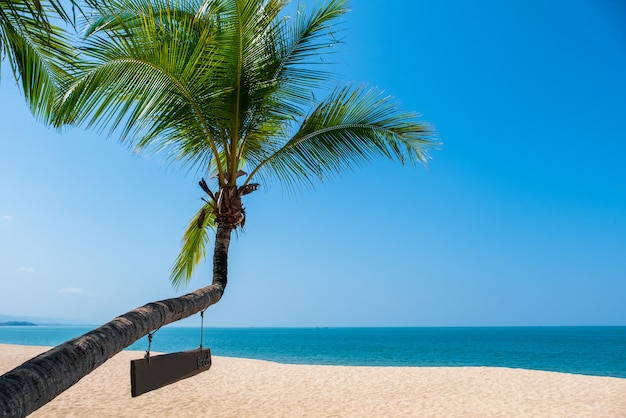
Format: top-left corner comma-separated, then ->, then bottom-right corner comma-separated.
0,0 -> 437,414
0,0 -> 76,119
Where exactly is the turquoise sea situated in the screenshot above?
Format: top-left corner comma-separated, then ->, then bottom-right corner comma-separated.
1,326 -> 625,378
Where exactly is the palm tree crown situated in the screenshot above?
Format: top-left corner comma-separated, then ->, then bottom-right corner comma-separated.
57,0 -> 438,287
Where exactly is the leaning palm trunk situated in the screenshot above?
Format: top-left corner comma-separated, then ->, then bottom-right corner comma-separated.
1,0 -> 436,415
0,234 -> 230,417
0,184 -> 245,416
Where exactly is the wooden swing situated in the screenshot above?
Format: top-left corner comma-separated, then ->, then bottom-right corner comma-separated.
130,310 -> 212,397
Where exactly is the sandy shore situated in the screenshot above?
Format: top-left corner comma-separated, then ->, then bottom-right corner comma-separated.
1,344 -> 625,417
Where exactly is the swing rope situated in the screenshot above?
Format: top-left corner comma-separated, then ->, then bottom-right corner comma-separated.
199,309 -> 207,349
144,326 -> 161,362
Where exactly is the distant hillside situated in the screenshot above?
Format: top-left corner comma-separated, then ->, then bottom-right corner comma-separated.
0,321 -> 37,326
0,314 -> 88,325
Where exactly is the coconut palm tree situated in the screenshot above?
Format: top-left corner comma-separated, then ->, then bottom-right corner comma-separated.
0,0 -> 437,414
56,0 -> 435,287
0,0 -> 76,119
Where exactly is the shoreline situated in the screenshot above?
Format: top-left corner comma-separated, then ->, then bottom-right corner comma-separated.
1,344 -> 625,417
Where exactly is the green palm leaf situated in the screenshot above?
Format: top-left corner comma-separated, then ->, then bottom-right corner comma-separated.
245,84 -> 436,188
56,0 -> 230,174
1,0 -> 76,121
170,199 -> 216,288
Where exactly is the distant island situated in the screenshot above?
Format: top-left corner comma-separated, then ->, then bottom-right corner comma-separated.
0,321 -> 37,326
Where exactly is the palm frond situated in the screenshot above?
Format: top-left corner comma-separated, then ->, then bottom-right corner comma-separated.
246,84 -> 438,189
1,0 -> 76,121
170,199 -> 216,289
231,0 -> 351,183
275,0 -> 348,85
242,0 -> 350,127
55,0 -> 230,176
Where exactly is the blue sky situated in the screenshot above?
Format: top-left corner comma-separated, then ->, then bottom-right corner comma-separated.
1,0 -> 625,327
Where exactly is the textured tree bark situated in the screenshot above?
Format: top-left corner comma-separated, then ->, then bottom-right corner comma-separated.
0,226 -> 234,417
212,224 -> 233,290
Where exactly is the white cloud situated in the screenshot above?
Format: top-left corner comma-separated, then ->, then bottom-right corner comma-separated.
16,266 -> 35,273
58,287 -> 84,294
1,215 -> 13,221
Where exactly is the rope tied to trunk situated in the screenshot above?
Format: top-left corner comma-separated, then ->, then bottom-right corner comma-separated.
144,326 -> 161,363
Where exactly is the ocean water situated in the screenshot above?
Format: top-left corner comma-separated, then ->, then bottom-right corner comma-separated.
1,326 -> 625,378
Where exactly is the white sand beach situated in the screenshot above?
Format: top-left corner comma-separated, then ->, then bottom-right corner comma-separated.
1,344 -> 625,417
